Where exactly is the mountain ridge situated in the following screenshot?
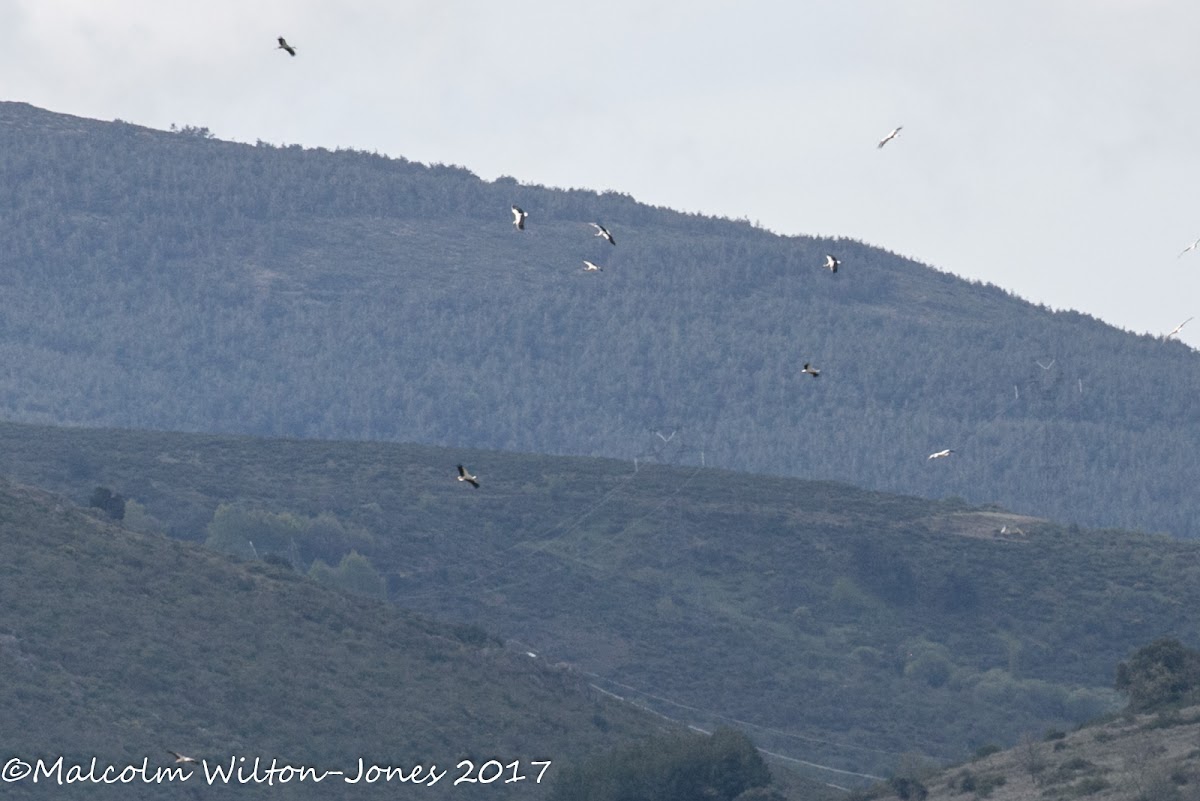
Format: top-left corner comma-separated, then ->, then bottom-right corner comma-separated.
2,100 -> 1198,538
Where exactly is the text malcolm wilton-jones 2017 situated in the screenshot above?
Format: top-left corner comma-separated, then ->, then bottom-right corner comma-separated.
3,756 -> 553,786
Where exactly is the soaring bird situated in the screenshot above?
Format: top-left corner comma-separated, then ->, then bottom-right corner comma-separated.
511,205 -> 528,230
167,751 -> 199,765
877,126 -> 903,149
590,223 -> 616,245
456,464 -> 479,488
823,254 -> 840,273
582,260 -> 603,272
276,37 -> 297,56
801,363 -> 820,378
927,449 -> 954,460
1165,316 -> 1194,340
1178,238 -> 1200,258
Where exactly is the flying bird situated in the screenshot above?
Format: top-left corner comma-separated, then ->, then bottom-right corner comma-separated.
1165,316 -> 1194,340
167,751 -> 199,765
823,254 -> 840,273
582,260 -> 603,272
511,205 -> 528,230
456,464 -> 479,488
276,37 -> 296,56
927,449 -> 954,460
801,363 -> 820,378
590,223 -> 616,245
1178,238 -> 1200,258
877,126 -> 903,149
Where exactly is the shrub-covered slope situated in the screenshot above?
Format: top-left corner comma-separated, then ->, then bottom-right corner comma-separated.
0,477 -> 680,801
5,420 -> 1200,781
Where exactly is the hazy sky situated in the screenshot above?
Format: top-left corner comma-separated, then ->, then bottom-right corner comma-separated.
4,1 -> 1199,346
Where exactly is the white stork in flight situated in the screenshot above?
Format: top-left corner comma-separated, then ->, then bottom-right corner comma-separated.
511,205 -> 528,230
167,751 -> 200,765
927,448 -> 954,460
823,254 -> 840,273
1178,238 -> 1200,258
801,363 -> 820,378
457,464 -> 480,488
582,260 -> 603,272
877,126 -> 902,149
1165,316 -> 1194,340
590,223 -> 616,245
276,37 -> 297,56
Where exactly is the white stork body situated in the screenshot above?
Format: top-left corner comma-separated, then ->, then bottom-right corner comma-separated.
511,205 -> 528,230
1165,316 -> 1194,340
167,751 -> 199,765
877,126 -> 902,149
927,449 -> 954,460
276,37 -> 296,56
823,254 -> 840,273
582,260 -> 603,272
590,223 -> 616,245
801,362 -> 820,378
457,464 -> 479,488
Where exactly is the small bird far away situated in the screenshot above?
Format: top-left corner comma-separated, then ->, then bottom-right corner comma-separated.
877,126 -> 902,149
276,37 -> 296,56
582,260 -> 603,272
457,464 -> 479,488
1165,316 -> 1194,340
511,205 -> 528,230
927,448 -> 954,460
823,254 -> 840,273
167,751 -> 199,765
801,362 -> 820,378
1178,238 -> 1200,258
590,223 -> 616,245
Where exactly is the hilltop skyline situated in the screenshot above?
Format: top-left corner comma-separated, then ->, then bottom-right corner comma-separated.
3,1 -> 1199,348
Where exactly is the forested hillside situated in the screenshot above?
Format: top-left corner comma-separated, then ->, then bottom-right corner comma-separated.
0,478 -> 693,801
1,101 -> 1199,537
7,420 -> 1200,782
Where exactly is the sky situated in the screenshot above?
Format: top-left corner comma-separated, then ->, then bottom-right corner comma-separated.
3,0 -> 1199,347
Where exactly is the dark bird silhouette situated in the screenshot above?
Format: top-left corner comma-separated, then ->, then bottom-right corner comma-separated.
457,464 -> 479,488
276,37 -> 296,56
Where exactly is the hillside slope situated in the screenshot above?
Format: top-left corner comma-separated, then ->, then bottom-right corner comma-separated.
1,102 -> 1199,537
5,420 -> 1200,782
0,477 -> 688,801
863,705 -> 1200,801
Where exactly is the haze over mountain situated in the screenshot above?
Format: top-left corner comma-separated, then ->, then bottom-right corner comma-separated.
1,100 -> 1199,543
